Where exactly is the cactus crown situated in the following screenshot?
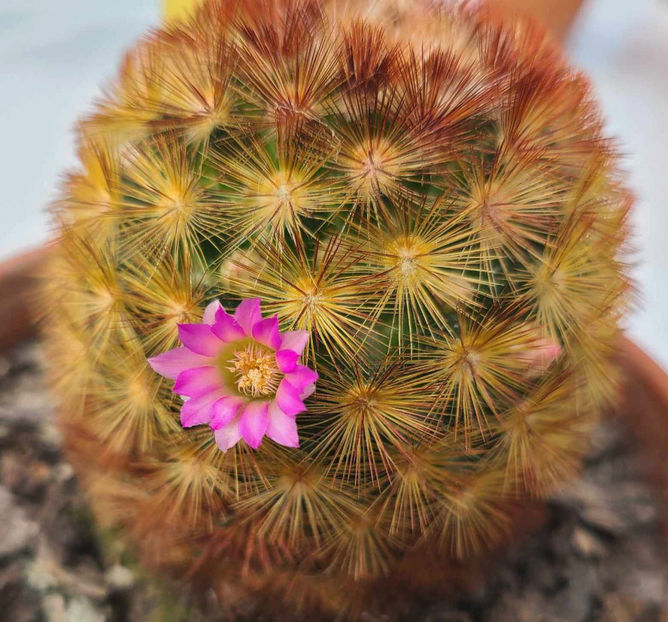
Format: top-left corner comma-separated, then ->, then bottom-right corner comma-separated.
44,0 -> 631,616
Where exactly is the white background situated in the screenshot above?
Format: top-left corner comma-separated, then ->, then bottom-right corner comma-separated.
1,0 -> 666,369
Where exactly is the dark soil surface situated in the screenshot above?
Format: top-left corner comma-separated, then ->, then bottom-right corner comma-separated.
0,343 -> 666,621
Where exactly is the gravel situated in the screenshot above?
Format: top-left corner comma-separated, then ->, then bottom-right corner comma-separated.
0,343 -> 666,621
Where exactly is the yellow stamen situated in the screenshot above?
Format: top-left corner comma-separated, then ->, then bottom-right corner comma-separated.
228,343 -> 280,397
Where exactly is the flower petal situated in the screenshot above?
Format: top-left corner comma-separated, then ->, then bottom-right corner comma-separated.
252,316 -> 281,350
203,299 -> 223,325
234,298 -> 262,336
148,347 -> 212,380
275,379 -> 306,417
301,383 -> 316,400
276,349 -> 299,373
285,365 -> 319,393
180,392 -> 221,428
214,419 -> 242,452
212,308 -> 245,342
173,366 -> 221,398
266,403 -> 299,448
239,401 -> 269,449
177,324 -> 223,356
533,340 -> 562,370
210,396 -> 244,430
280,330 -> 309,355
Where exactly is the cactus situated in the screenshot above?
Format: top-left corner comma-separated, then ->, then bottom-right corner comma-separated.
43,0 -> 631,618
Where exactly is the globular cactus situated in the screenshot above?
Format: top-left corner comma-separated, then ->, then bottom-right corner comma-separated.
43,0 -> 631,618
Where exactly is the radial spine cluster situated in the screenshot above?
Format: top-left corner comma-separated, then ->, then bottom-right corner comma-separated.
43,0 -> 632,618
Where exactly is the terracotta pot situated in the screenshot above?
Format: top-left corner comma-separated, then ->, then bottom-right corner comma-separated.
0,246 -> 53,352
616,337 -> 668,543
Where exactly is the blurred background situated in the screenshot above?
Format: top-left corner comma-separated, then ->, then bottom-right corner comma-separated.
0,0 -> 666,369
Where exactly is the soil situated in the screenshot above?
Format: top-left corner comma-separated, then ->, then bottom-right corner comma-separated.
0,343 -> 666,621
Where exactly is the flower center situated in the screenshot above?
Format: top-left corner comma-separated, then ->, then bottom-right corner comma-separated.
227,343 -> 280,397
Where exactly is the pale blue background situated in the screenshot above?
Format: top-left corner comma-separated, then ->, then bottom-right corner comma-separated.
569,0 -> 668,371
0,0 -> 159,253
0,0 -> 666,370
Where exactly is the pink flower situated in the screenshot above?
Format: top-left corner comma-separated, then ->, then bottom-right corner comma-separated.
516,328 -> 562,377
148,299 -> 317,452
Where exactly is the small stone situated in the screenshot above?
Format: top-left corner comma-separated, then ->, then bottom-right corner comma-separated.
546,559 -> 602,622
64,596 -> 107,622
0,561 -> 40,622
0,374 -> 52,425
485,592 -> 550,622
580,502 -> 627,536
598,592 -> 644,622
525,557 -> 560,592
26,545 -> 108,601
0,356 -> 11,378
43,593 -> 67,622
425,611 -> 473,622
631,503 -> 658,525
39,421 -> 62,448
105,564 -> 134,592
571,527 -> 607,559
53,463 -> 75,484
26,550 -> 60,592
1,454 -> 52,499
10,343 -> 41,369
623,568 -> 667,605
0,486 -> 39,559
586,422 -> 622,462
614,482 -> 658,526
552,480 -> 597,510
0,453 -> 23,491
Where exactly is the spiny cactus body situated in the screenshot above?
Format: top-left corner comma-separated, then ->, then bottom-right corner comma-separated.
44,0 -> 631,618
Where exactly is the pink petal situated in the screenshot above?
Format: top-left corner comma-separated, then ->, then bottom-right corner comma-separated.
177,324 -> 223,357
301,383 -> 316,400
276,349 -> 299,373
265,403 -> 299,448
173,366 -> 222,398
538,342 -> 562,365
285,365 -> 319,393
214,419 -> 243,452
234,298 -> 262,336
239,401 -> 269,449
148,347 -> 212,380
280,330 -> 309,355
523,337 -> 562,377
180,392 -> 222,428
275,379 -> 306,417
203,299 -> 223,325
210,396 -> 244,430
211,308 -> 245,342
252,316 -> 281,350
